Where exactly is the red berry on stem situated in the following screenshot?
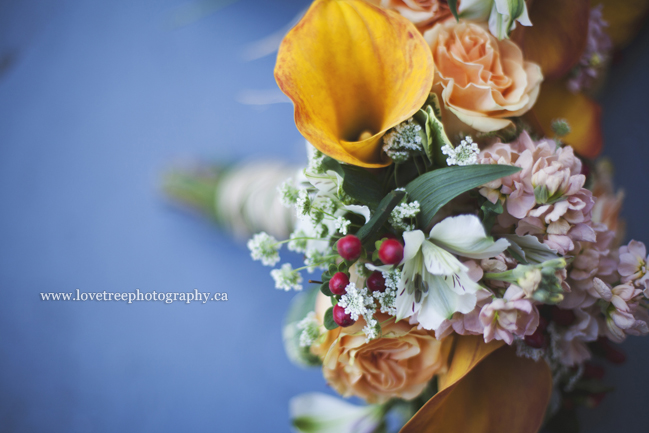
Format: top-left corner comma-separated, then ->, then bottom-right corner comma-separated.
329,272 -> 350,295
605,346 -> 627,364
366,271 -> 386,293
583,363 -> 605,380
337,235 -> 362,262
551,306 -> 576,327
537,316 -> 549,332
586,392 -> 607,408
524,329 -> 547,349
379,239 -> 404,265
333,304 -> 355,327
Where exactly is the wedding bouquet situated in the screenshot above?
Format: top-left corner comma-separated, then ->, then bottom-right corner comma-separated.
165,0 -> 649,431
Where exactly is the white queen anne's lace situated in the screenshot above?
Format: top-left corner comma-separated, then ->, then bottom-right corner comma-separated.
441,136 -> 479,166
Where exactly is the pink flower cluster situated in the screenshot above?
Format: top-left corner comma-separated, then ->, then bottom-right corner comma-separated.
471,132 -> 649,366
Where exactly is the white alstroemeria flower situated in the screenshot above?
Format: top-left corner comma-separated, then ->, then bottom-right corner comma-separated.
396,215 -> 510,330
290,393 -> 382,433
459,0 -> 531,40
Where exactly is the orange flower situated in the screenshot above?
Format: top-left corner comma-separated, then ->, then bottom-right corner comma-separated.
401,335 -> 553,433
513,0 -> 603,158
424,21 -> 543,133
274,0 -> 434,167
311,295 -> 447,404
315,316 -> 446,404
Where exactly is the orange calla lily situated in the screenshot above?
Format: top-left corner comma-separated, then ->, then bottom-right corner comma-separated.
593,0 -> 649,49
533,80 -> 603,159
515,0 -> 590,80
401,335 -> 553,433
274,0 -> 434,168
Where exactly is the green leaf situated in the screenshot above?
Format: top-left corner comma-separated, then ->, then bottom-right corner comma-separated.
356,190 -> 407,245
321,157 -> 384,207
406,165 -> 521,228
448,0 -> 459,21
414,93 -> 452,167
324,307 -> 339,330
502,234 -> 560,265
283,287 -> 322,367
480,198 -> 503,234
320,281 -> 332,297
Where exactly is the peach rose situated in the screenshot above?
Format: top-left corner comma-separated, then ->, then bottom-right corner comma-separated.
312,295 -> 446,404
424,21 -> 543,132
365,0 -> 453,31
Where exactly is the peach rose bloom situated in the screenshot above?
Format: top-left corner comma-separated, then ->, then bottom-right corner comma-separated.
312,295 -> 446,404
424,21 -> 543,132
365,0 -> 453,31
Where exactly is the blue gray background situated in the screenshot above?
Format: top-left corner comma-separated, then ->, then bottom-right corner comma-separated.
0,1 -> 647,432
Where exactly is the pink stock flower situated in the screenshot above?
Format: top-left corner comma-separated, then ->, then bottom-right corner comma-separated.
592,278 -> 649,343
479,285 -> 539,345
551,308 -> 598,367
479,132 -> 594,255
561,224 -> 618,309
618,240 -> 649,294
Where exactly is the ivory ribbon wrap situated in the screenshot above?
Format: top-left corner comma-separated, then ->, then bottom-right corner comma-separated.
164,160 -> 297,240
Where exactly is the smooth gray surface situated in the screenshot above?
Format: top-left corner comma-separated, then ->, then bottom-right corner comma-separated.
0,1 -> 647,432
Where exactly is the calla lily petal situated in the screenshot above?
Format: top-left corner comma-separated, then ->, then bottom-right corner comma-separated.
429,215 -> 510,259
275,0 -> 434,167
593,0 -> 649,49
515,0 -> 590,80
400,336 -> 552,433
533,80 -> 603,159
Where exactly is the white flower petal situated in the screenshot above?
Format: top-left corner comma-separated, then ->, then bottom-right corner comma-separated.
401,230 -> 426,264
421,240 -> 468,276
429,214 -> 510,259
290,393 -> 382,433
342,204 -> 371,223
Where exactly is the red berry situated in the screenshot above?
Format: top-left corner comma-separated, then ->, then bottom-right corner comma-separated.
329,272 -> 350,296
524,329 -> 547,349
586,392 -> 607,408
551,306 -> 576,327
583,363 -> 605,380
379,239 -> 404,265
366,271 -> 386,293
537,316 -> 550,332
333,304 -> 355,327
605,346 -> 627,364
337,235 -> 362,261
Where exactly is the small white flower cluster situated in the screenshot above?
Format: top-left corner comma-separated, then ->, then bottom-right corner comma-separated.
297,311 -> 321,347
339,283 -> 380,342
334,216 -> 351,235
247,232 -> 280,266
271,263 -> 303,291
278,178 -> 300,208
372,269 -> 400,316
307,148 -> 326,173
288,230 -> 308,254
389,201 -> 420,231
305,249 -> 329,272
441,136 -> 479,166
382,118 -> 423,164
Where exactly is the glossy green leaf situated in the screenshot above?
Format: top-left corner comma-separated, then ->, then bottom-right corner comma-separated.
324,307 -> 339,330
406,165 -> 521,228
356,190 -> 407,245
449,0 -> 459,21
321,157 -> 384,207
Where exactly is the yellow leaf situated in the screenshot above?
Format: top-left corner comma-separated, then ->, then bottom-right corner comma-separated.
594,0 -> 649,49
533,80 -> 603,159
400,336 -> 552,433
274,0 -> 434,167
514,0 -> 590,80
